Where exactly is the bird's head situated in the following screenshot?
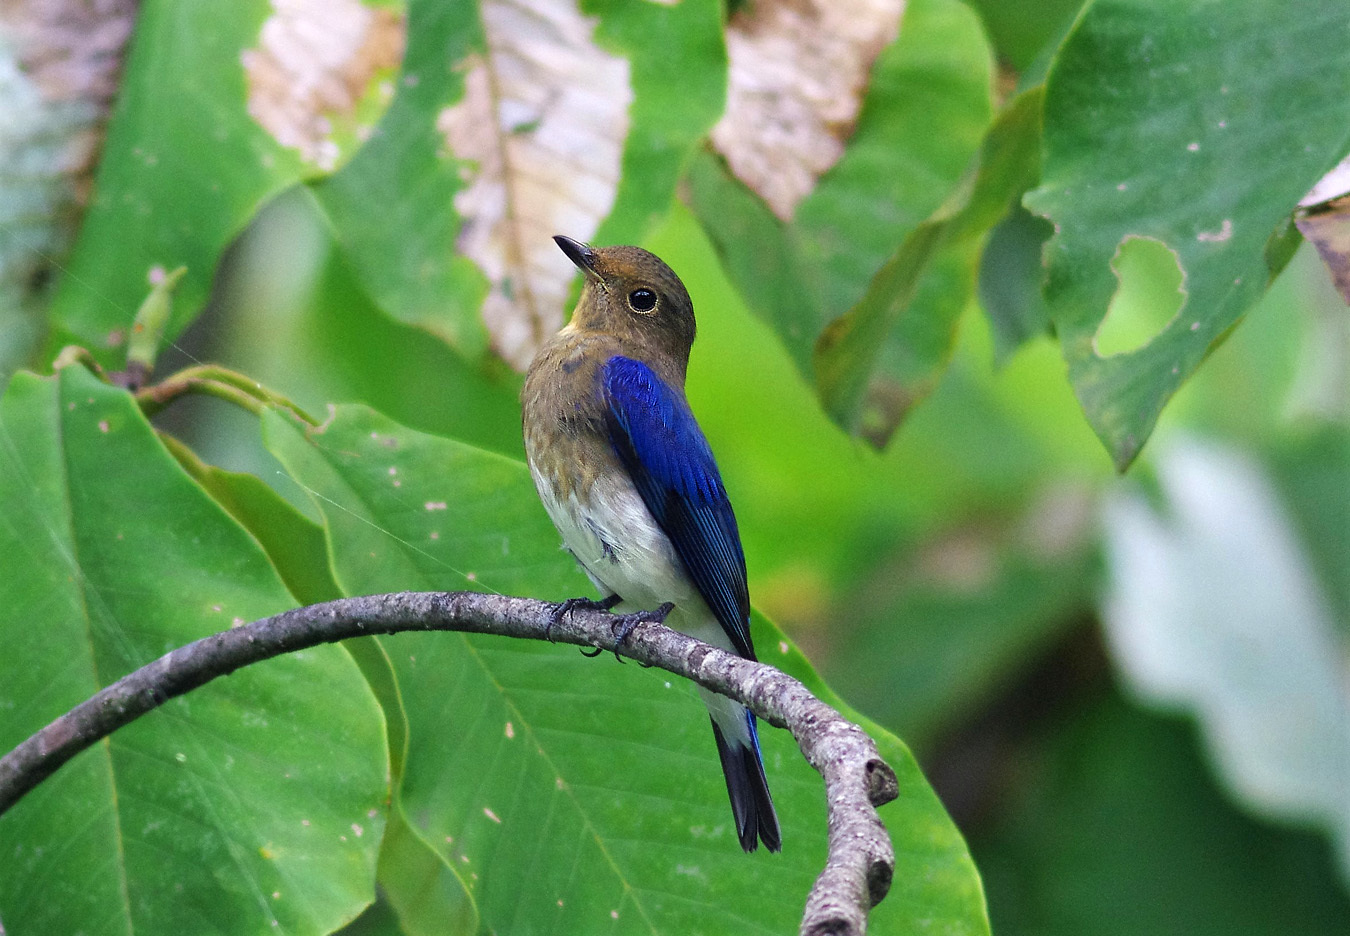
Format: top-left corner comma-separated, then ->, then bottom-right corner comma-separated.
553,235 -> 697,367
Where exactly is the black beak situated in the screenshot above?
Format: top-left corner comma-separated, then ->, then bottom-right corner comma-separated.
553,235 -> 600,280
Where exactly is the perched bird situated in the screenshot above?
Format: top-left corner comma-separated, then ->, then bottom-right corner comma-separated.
521,235 -> 781,853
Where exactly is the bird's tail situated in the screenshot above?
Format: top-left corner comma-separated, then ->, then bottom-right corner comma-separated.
703,689 -> 781,852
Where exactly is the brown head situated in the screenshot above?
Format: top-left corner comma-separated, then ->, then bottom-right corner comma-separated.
553,235 -> 697,371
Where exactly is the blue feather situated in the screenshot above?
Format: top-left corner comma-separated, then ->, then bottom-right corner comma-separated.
600,356 -> 754,661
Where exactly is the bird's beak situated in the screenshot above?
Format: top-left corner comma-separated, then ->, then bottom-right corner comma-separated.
553,235 -> 602,282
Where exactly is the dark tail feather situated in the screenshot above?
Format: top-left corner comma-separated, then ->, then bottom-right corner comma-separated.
710,714 -> 781,853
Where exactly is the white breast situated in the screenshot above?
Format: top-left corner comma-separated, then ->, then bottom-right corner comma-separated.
528,458 -> 697,610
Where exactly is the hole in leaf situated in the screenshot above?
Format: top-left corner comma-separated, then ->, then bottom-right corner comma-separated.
1093,235 -> 1187,357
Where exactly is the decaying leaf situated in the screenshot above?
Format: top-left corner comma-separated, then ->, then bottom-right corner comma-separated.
710,0 -> 906,222
0,0 -> 136,351
438,0 -> 631,370
242,0 -> 406,173
1296,157 -> 1350,305
1296,197 -> 1350,306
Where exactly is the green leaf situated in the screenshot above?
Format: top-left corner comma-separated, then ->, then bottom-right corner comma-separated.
263,403 -> 989,935
311,0 -> 490,357
333,894 -> 411,936
688,0 -> 993,443
374,811 -> 479,936
1024,0 -> 1350,469
963,0 -> 1086,73
588,0 -> 728,244
161,432 -> 341,606
46,0 -> 404,366
978,205 -> 1057,365
813,87 -> 1043,444
0,367 -> 388,935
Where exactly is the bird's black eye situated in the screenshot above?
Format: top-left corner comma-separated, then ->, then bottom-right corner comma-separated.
627,288 -> 658,313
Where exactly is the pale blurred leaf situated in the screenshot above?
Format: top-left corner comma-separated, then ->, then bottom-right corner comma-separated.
1102,437 -> 1350,884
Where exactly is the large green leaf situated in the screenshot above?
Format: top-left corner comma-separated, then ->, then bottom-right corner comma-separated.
264,403 -> 988,935
0,367 -> 387,936
46,0 -> 404,365
1025,0 -> 1350,469
686,0 -> 993,444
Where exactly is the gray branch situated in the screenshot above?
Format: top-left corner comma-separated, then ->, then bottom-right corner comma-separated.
0,592 -> 897,936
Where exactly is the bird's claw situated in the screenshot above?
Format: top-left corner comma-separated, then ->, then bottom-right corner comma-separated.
545,594 -> 621,643
606,601 -> 674,663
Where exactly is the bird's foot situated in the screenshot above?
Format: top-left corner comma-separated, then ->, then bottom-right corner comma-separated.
546,594 -> 621,643
607,602 -> 674,664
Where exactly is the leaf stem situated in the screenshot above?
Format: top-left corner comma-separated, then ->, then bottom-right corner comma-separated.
135,365 -> 317,424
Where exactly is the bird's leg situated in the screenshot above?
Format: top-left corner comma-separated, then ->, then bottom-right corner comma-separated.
545,593 -> 622,644
608,602 -> 674,663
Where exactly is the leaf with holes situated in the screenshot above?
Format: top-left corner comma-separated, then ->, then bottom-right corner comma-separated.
0,367 -> 388,936
1025,0 -> 1350,470
263,402 -> 989,936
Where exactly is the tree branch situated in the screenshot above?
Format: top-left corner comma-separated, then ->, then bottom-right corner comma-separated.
0,592 -> 897,936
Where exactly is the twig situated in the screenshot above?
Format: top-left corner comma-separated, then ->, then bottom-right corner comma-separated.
0,592 -> 897,936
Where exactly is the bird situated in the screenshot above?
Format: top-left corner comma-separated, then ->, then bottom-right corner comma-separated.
521,234 -> 781,853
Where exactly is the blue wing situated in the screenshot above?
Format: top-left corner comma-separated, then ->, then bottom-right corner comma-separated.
601,356 -> 754,661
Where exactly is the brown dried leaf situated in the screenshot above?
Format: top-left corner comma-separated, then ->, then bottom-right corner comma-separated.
438,0 -> 631,370
710,0 -> 906,222
1297,157 -> 1350,305
242,0 -> 406,173
1296,195 -> 1350,306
